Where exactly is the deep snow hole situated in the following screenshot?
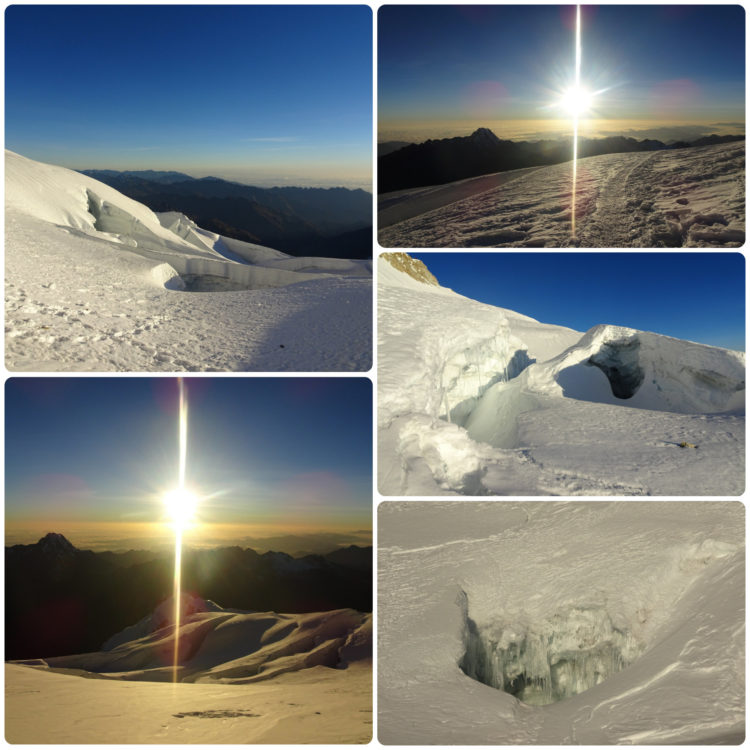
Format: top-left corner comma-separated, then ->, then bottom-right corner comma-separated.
459,598 -> 644,705
586,338 -> 644,400
179,274 -> 257,292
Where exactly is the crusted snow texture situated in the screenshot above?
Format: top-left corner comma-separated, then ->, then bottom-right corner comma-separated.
378,255 -> 745,496
378,501 -> 745,745
5,150 -> 372,372
380,141 -> 745,248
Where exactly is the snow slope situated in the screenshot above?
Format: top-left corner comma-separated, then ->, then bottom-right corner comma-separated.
379,141 -> 745,248
378,255 -> 745,495
5,151 -> 372,371
378,501 -> 744,745
6,596 -> 372,743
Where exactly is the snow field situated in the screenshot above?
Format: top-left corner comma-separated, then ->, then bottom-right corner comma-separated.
379,141 -> 745,248
378,501 -> 744,745
6,599 -> 372,743
5,150 -> 372,371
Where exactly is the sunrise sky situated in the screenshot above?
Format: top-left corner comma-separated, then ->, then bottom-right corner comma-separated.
5,378 -> 372,553
379,5 -> 745,144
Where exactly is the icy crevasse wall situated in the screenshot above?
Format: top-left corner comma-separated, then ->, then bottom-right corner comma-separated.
458,592 -> 644,705
440,341 -> 534,426
545,325 -> 745,414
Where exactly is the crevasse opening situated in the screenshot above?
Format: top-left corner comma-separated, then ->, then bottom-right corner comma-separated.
458,595 -> 644,705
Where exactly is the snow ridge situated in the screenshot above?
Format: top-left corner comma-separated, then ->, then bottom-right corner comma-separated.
5,150 -> 372,371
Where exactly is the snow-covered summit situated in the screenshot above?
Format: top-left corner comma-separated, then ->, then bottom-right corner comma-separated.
378,256 -> 745,495
5,151 -> 372,371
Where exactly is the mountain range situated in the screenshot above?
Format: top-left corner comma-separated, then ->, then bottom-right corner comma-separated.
378,128 -> 745,192
79,169 -> 373,258
6,533 -> 372,660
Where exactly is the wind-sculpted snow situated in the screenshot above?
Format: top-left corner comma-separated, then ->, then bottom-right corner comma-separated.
379,141 -> 745,248
7,600 -> 372,743
5,151 -> 372,371
378,501 -> 745,744
12,599 -> 371,685
378,257 -> 745,495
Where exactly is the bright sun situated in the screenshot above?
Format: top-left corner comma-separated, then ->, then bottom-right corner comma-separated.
164,487 -> 198,529
560,85 -> 592,117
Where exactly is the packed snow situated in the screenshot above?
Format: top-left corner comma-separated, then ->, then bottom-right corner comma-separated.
379,141 -> 745,248
6,594 -> 372,743
378,255 -> 745,495
5,151 -> 372,371
378,501 -> 744,745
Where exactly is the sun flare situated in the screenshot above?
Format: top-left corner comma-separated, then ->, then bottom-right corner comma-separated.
164,487 -> 198,530
561,85 -> 592,117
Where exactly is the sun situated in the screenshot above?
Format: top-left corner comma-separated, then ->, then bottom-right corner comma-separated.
560,85 -> 592,117
164,487 -> 198,530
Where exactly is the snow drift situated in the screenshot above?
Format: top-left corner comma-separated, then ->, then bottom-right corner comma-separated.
378,254 -> 745,495
12,594 -> 371,684
5,150 -> 372,371
6,595 -> 372,743
378,501 -> 744,745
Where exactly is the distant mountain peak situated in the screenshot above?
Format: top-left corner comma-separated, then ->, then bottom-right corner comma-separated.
38,532 -> 76,550
382,252 -> 439,287
36,532 -> 78,562
469,127 -> 501,144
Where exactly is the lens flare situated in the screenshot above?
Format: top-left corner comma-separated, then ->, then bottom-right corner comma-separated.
166,377 -> 193,684
571,4 -> 582,238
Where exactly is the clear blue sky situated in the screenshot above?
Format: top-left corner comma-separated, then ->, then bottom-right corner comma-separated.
6,5 -> 372,188
6,378 -> 372,541
413,253 -> 745,350
379,5 -> 745,142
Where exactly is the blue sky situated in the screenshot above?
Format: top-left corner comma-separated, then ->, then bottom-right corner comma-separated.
5,378 -> 372,547
412,253 -> 745,350
379,5 -> 745,142
6,5 -> 372,188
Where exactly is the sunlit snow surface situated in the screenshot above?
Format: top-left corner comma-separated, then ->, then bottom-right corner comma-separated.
6,603 -> 372,743
378,257 -> 745,495
379,141 -> 745,248
5,151 -> 372,371
378,501 -> 744,745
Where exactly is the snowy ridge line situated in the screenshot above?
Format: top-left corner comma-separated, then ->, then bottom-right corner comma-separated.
5,149 -> 372,371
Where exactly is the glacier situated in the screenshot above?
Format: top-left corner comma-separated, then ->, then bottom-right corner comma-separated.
5,150 -> 372,371
378,254 -> 745,495
378,501 -> 744,744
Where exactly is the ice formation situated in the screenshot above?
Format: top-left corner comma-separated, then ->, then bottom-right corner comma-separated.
378,501 -> 745,744
459,595 -> 643,705
378,255 -> 745,495
5,150 -> 372,371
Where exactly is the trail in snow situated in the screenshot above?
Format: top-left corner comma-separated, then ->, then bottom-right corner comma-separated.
5,151 -> 372,372
379,141 -> 744,248
378,255 -> 745,496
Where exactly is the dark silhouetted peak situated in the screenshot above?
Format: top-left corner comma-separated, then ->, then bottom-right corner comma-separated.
38,532 -> 77,555
470,127 -> 501,145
